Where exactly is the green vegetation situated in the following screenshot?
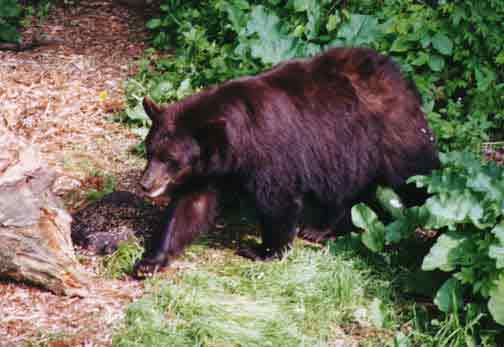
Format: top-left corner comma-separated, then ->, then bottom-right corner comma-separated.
352,152 -> 504,329
102,239 -> 144,279
113,241 -> 399,346
113,236 -> 503,346
126,0 -> 503,152
0,0 -> 52,43
0,0 -> 23,42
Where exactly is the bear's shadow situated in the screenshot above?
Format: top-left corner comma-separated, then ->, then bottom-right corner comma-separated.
70,190 -> 262,255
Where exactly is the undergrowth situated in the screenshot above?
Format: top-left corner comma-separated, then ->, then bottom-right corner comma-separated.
124,0 -> 504,152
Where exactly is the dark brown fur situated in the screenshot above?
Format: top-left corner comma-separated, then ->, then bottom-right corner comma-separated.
134,47 -> 439,276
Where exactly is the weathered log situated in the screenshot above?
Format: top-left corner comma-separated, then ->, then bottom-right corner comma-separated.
0,124 -> 90,296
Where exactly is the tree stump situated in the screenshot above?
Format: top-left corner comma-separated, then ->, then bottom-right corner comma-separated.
0,124 -> 90,296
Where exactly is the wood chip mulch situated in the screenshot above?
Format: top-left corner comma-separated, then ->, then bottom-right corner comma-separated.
0,1 -> 155,346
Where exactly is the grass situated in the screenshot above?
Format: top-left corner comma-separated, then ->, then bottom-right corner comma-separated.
110,232 -> 503,347
112,234 -> 399,347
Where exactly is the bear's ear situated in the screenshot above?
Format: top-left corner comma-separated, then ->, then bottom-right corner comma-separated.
143,96 -> 164,123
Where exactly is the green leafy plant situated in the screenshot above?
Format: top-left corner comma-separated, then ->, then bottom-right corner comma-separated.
0,0 -> 22,42
135,0 -> 503,152
0,0 -> 53,43
352,151 -> 504,328
102,239 -> 144,279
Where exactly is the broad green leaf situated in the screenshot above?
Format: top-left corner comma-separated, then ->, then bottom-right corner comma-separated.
422,232 -> 469,272
292,25 -> 304,37
305,0 -> 323,39
488,276 -> 504,325
386,206 -> 431,244
475,66 -> 496,91
420,35 -> 431,49
335,14 -> 380,47
385,219 -> 410,244
434,278 -> 463,313
451,7 -> 465,26
431,33 -> 453,55
126,103 -> 150,124
375,186 -> 404,219
428,54 -> 445,72
411,52 -> 429,66
146,18 -> 162,30
351,203 -> 378,230
390,37 -> 411,53
245,6 -> 300,64
351,204 -> 385,252
150,81 -> 174,101
224,2 -> 250,33
290,0 -> 309,12
496,51 -> 504,65
489,223 -> 504,269
467,171 -> 504,201
424,190 -> 483,228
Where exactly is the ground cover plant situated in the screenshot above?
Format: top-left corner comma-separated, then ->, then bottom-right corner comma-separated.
352,152 -> 504,330
114,0 -> 504,345
126,0 -> 504,152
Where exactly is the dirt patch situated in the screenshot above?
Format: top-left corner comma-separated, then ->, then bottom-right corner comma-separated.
0,0 -> 148,208
0,1 -> 152,345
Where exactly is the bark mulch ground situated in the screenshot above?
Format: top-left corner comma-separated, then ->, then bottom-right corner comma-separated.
0,1 -> 153,346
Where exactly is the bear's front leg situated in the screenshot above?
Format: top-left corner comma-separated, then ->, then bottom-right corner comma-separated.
134,186 -> 219,278
238,196 -> 302,261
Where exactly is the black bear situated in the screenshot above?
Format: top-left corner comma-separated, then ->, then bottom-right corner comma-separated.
134,47 -> 439,276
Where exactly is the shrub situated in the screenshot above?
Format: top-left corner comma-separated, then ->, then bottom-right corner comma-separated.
134,0 -> 503,152
352,151 -> 504,327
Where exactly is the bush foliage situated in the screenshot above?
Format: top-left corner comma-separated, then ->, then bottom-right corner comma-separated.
352,152 -> 504,327
132,0 -> 504,152
0,0 -> 23,42
0,0 -> 52,43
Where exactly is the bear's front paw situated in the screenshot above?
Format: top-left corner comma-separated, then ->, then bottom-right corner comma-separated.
133,254 -> 168,279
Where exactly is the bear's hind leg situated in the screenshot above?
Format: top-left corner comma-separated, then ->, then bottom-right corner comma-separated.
238,197 -> 302,261
299,206 -> 353,243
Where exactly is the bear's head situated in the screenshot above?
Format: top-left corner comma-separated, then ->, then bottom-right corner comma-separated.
139,97 -> 201,199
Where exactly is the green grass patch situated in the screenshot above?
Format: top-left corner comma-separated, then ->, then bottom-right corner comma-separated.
113,238 -> 398,347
